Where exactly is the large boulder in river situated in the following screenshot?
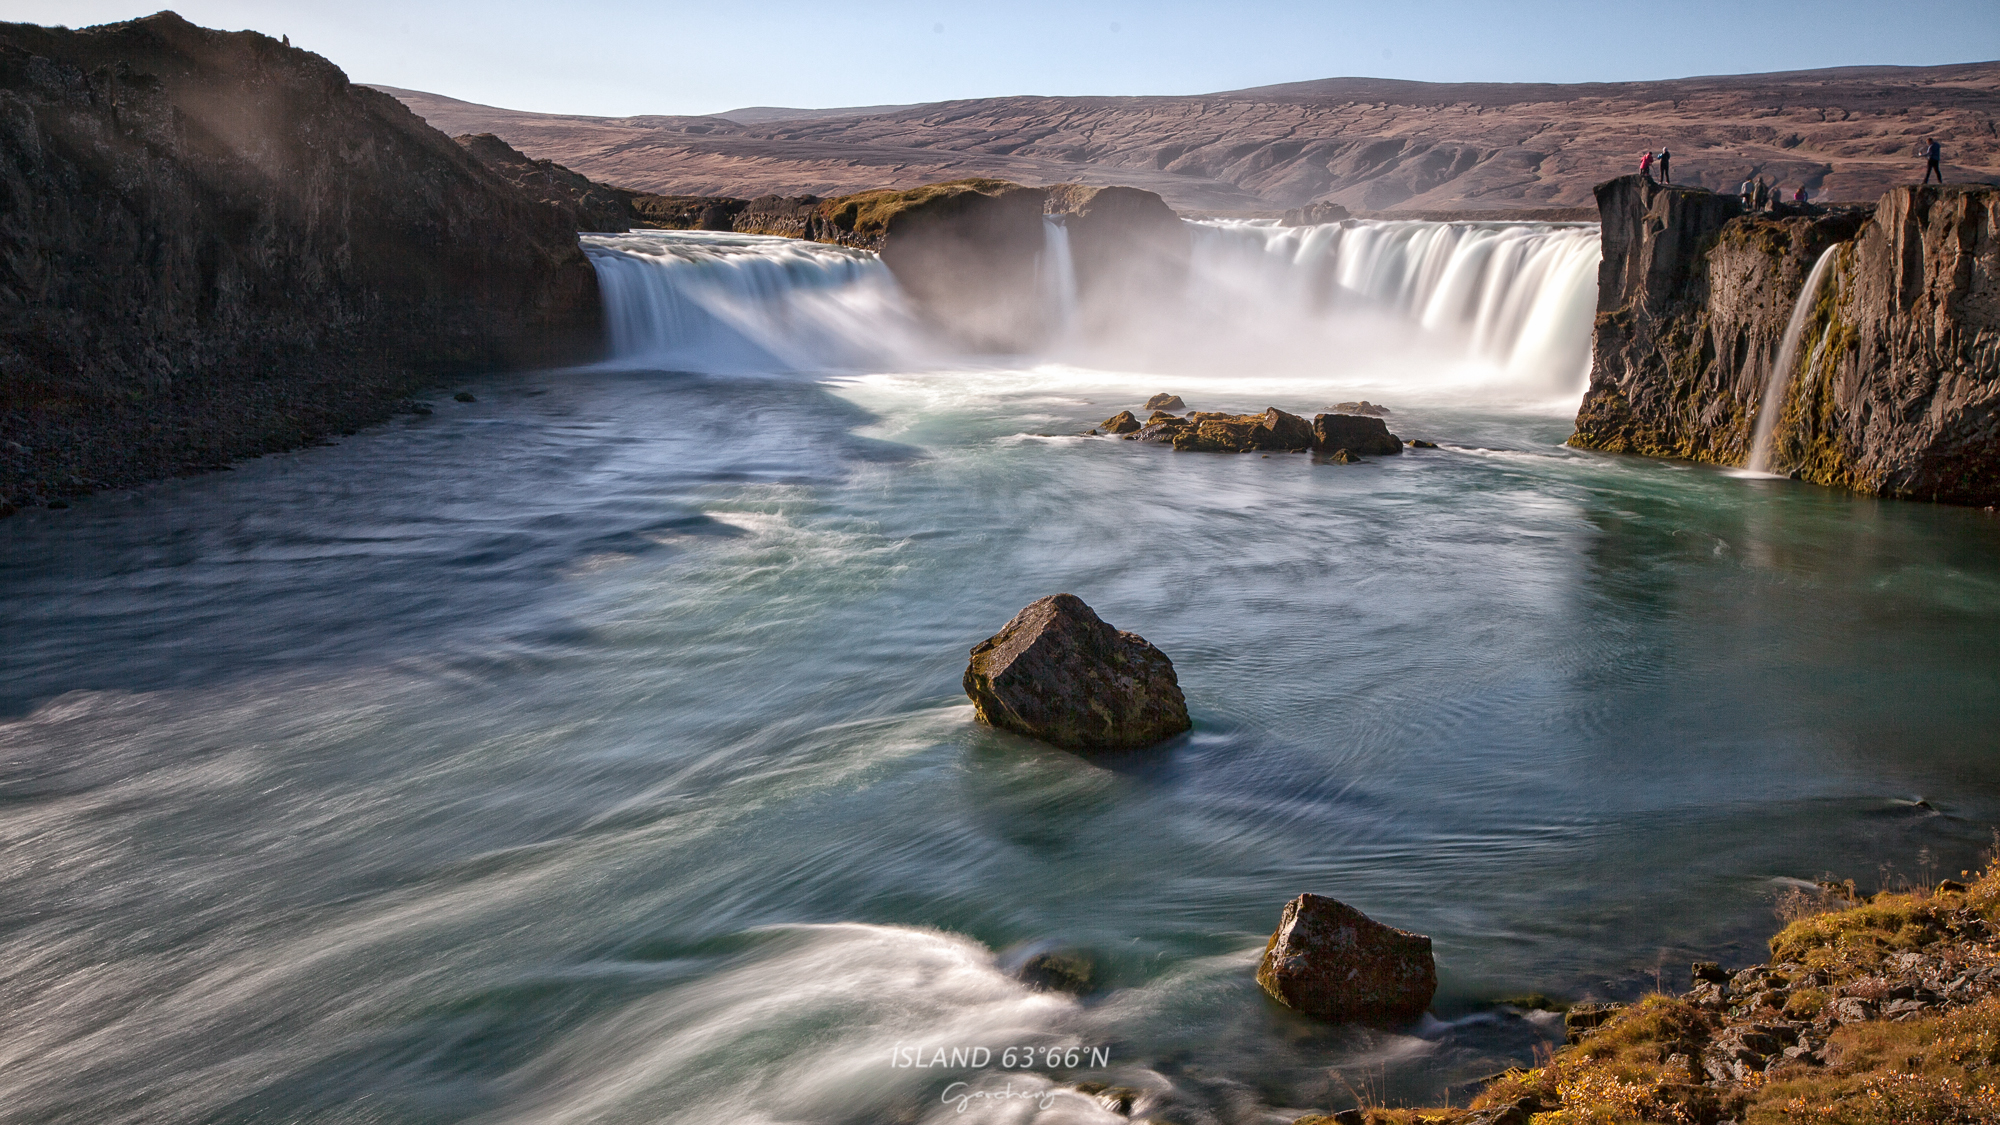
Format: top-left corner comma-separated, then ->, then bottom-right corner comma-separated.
1312,414 -> 1404,457
963,594 -> 1191,752
1256,894 -> 1437,1022
1168,407 -> 1315,453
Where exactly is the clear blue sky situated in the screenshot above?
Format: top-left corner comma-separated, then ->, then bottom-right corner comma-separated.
4,1 -> 1997,117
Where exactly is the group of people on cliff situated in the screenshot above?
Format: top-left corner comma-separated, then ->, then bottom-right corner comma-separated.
1738,175 -> 1808,210
1639,136 -> 1945,206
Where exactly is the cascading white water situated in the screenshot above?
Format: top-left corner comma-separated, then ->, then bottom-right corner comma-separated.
582,219 -> 1602,408
582,230 -> 934,373
1178,220 -> 1603,401
1037,216 -> 1078,341
1745,246 -> 1841,474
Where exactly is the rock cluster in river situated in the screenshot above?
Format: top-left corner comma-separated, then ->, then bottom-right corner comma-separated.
1099,402 -> 1407,458
963,594 -> 1191,753
1256,893 -> 1438,1023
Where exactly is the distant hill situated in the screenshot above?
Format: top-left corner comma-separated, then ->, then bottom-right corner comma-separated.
373,63 -> 2000,212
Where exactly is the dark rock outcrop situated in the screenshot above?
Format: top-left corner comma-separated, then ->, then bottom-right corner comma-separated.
1312,413 -> 1404,456
0,13 -> 600,507
849,180 -> 1051,350
1283,200 -> 1352,226
1100,410 -> 1142,434
1573,174 -> 2000,505
963,594 -> 1191,753
1256,893 -> 1437,1023
1046,183 -> 1192,330
455,132 -> 633,232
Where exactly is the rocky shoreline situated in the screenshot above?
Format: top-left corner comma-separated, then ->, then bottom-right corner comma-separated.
1276,871 -> 2000,1125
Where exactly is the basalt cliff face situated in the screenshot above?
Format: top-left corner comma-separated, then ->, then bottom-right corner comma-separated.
1573,176 -> 2000,505
0,13 -> 601,508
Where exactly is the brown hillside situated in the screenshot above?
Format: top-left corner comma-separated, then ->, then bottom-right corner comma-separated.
376,63 -> 2000,212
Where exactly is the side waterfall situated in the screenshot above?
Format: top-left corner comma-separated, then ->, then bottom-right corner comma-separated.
1746,245 -> 1841,474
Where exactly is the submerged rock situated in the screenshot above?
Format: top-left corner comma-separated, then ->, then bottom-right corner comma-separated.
1312,413 -> 1404,456
963,594 -> 1191,752
1017,948 -> 1097,994
1331,400 -> 1391,416
1255,893 -> 1437,1022
1145,393 -> 1186,411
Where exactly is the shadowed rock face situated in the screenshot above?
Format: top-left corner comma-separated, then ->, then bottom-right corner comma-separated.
1256,893 -> 1437,1023
871,181 -> 1051,351
377,63 -> 2000,213
454,132 -> 634,233
1573,175 -> 2000,505
0,13 -> 600,506
963,594 -> 1191,753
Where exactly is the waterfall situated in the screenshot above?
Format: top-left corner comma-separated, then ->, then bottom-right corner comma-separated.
1179,220 -> 1603,400
1038,216 -> 1079,340
582,230 -> 932,372
581,219 -> 1602,406
1746,245 -> 1840,474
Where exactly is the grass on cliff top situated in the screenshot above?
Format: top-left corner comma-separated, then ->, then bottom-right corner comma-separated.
1324,862 -> 2000,1125
818,178 -> 1027,236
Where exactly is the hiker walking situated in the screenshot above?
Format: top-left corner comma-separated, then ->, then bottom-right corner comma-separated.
1924,138 -> 1943,184
1640,150 -> 1654,181
1657,147 -> 1672,184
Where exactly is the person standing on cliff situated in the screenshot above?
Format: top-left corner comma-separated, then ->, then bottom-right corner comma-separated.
1924,138 -> 1943,184
1740,176 -> 1755,205
1657,147 -> 1672,184
1640,150 -> 1653,181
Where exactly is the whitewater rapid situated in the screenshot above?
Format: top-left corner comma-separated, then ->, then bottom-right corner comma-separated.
583,216 -> 1602,410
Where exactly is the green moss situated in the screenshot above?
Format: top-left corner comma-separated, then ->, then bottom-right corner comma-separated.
818,178 -> 1027,237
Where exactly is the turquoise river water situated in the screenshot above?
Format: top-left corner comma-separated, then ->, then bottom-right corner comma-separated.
2,225 -> 1998,1125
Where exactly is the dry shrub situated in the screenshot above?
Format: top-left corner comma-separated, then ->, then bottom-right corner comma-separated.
1772,1072 -> 2000,1123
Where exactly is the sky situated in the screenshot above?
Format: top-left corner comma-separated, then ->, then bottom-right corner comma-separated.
4,1 -> 1998,117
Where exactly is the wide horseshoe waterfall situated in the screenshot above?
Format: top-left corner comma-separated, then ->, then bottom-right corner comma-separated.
584,218 -> 1602,405
8,210 -> 2000,1125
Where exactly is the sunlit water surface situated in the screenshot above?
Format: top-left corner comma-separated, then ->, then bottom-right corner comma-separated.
4,231 -> 1999,1125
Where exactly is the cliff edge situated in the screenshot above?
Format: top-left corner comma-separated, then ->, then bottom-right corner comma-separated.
0,13 -> 601,509
1573,175 -> 2000,505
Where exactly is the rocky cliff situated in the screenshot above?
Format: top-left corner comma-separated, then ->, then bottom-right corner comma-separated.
0,13 -> 601,509
1572,176 -> 2000,505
